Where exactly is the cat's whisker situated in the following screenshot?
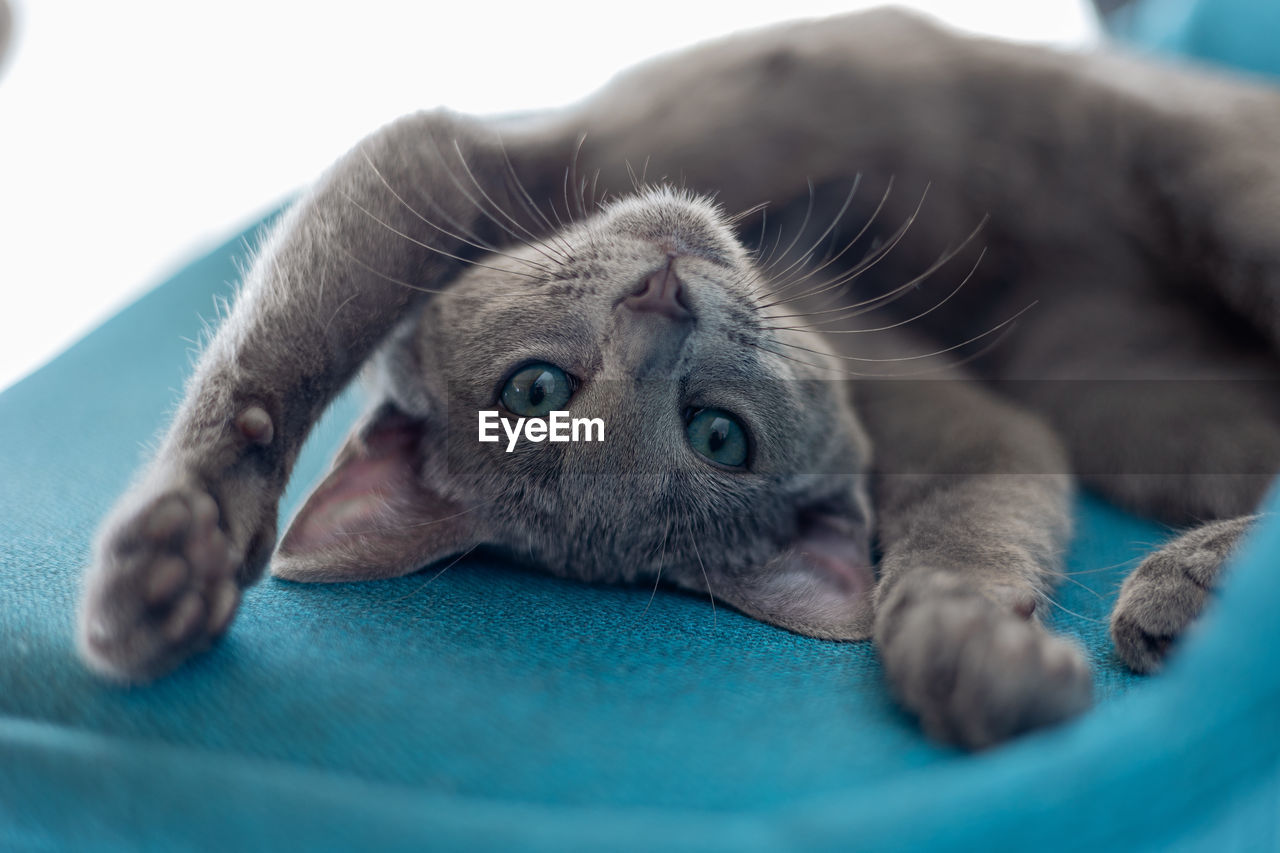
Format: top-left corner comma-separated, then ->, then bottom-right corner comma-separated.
397,544 -> 483,620
624,159 -> 643,193
358,151 -> 490,252
754,205 -> 796,276
756,214 -> 910,311
727,200 -> 771,225
1053,571 -> 1109,600
1041,594 -> 1109,625
403,502 -> 499,529
755,182 -> 929,310
420,132 -> 565,266
359,152 -> 561,278
331,242 -> 448,294
733,271 -> 776,312
687,516 -> 717,629
759,176 -> 862,292
751,176 -> 895,301
321,495 -> 505,541
747,338 -> 956,379
1060,557 -> 1143,577
766,300 -> 1036,364
577,173 -> 595,221
333,197 -> 546,284
323,293 -> 360,337
450,139 -> 570,266
756,267 -> 944,335
494,134 -> 578,260
757,214 -> 988,327
641,517 -> 672,618
912,317 -> 1020,373
759,179 -> 817,279
547,187 -> 571,233
748,207 -> 770,268
589,168 -> 603,215
743,339 -> 882,378
368,137 -> 563,268
762,246 -> 987,336
762,192 -> 924,311
564,132 -> 590,223
747,297 -> 1030,381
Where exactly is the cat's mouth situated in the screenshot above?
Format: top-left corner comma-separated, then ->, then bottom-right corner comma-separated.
596,187 -> 744,271
649,237 -> 734,269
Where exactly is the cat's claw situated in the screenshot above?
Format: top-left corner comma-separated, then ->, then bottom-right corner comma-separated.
1110,515 -> 1250,673
877,573 -> 1093,750
78,488 -> 243,682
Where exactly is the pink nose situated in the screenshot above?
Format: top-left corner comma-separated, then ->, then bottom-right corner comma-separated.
624,257 -> 692,321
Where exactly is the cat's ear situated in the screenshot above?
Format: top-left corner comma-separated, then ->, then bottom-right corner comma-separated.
711,511 -> 875,640
272,402 -> 483,582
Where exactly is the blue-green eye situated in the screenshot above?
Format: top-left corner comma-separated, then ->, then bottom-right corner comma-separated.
686,408 -> 749,468
500,362 -> 574,417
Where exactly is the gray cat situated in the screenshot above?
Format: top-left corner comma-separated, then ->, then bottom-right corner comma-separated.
76,10 -> 1280,749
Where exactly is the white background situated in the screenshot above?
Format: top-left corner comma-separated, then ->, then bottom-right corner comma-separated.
0,1 -> 1099,392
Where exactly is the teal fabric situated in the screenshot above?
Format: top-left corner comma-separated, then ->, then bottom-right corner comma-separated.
1103,0 -> 1280,79
1,216 -> 1277,850
3,12 -> 1280,843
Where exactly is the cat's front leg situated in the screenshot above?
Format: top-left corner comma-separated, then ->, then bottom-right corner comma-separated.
875,570 -> 1092,748
77,111 -> 551,681
857,379 -> 1090,748
77,431 -> 277,680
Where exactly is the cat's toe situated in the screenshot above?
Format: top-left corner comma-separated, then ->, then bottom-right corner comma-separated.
78,488 -> 242,682
965,621 -> 1092,745
206,581 -> 241,637
1108,517 -> 1250,673
1109,552 -> 1210,674
879,575 -> 1092,749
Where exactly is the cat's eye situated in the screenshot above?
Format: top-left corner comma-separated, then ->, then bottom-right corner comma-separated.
500,362 -> 574,417
685,408 -> 749,468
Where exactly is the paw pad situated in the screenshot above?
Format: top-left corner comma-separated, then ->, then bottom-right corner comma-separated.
78,488 -> 243,681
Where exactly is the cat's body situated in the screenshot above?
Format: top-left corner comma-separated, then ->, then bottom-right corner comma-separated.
77,10 -> 1280,749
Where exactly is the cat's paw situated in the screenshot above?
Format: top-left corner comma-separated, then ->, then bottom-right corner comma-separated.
78,488 -> 243,682
877,573 -> 1092,749
1110,515 -> 1252,673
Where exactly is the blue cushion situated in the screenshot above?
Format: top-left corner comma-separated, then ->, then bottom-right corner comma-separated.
1102,0 -> 1280,80
2,209 -> 1278,849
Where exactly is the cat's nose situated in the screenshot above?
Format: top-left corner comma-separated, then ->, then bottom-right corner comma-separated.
624,256 -> 692,321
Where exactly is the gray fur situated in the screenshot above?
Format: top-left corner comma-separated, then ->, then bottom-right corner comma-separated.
1111,515 -> 1257,673
77,10 -> 1280,749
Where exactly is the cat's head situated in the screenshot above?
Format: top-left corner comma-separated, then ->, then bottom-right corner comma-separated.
273,187 -> 877,640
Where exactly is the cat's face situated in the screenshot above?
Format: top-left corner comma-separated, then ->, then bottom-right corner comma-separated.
277,189 -> 879,640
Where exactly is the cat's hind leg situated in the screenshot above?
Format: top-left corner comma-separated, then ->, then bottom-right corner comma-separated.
1000,297 -> 1280,673
1110,514 -> 1255,673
